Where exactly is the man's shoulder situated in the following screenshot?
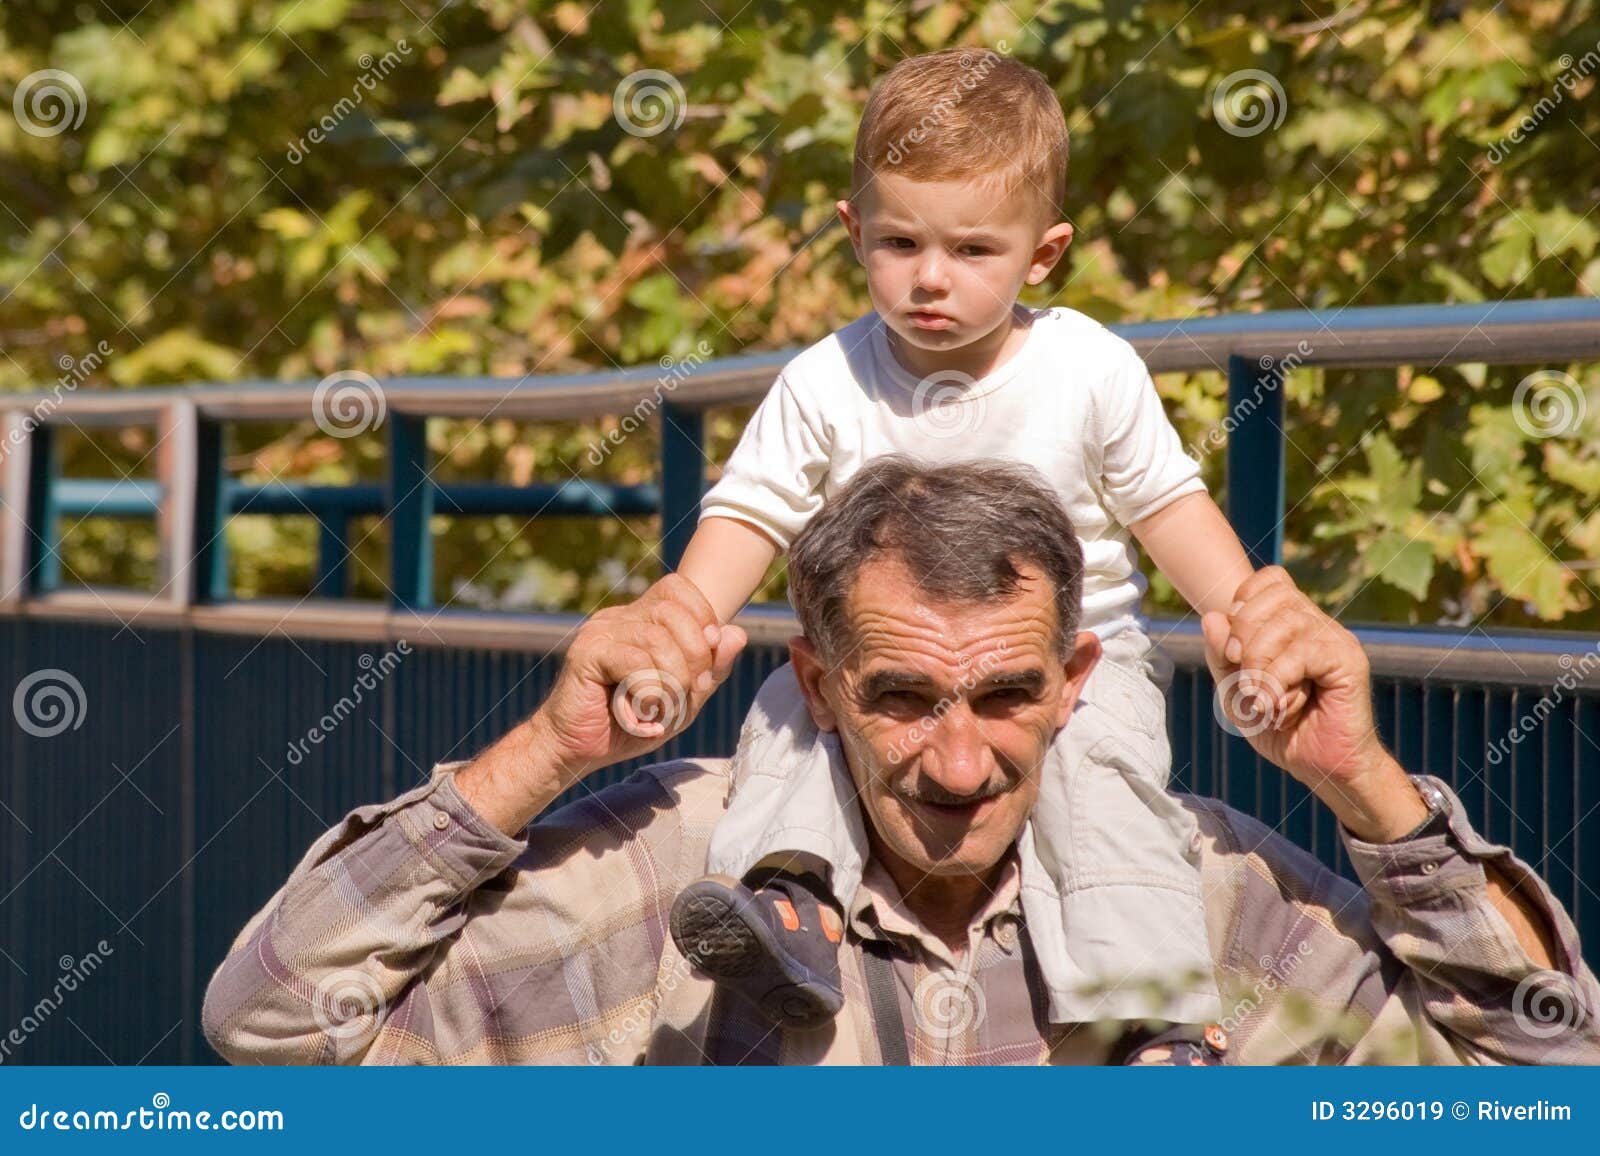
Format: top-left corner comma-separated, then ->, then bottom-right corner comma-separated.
515,757 -> 730,870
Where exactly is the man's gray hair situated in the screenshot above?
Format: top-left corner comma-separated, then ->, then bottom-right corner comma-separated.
788,456 -> 1084,664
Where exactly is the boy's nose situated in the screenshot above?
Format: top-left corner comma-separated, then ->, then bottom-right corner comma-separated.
914,252 -> 951,292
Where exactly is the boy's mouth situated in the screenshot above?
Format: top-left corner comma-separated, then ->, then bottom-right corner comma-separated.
907,310 -> 954,330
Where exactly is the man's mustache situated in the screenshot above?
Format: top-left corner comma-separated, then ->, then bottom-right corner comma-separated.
894,768 -> 1017,806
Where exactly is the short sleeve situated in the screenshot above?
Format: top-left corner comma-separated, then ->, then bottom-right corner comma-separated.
1097,346 -> 1206,527
699,373 -> 831,551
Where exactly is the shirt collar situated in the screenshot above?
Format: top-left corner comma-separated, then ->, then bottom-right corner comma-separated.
849,847 -> 1024,964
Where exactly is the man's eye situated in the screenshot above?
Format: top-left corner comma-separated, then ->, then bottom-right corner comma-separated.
876,690 -> 924,709
981,688 -> 1033,709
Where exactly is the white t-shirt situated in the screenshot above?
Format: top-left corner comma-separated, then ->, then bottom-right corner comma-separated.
699,305 -> 1205,638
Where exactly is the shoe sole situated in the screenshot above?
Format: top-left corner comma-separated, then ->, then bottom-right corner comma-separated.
671,876 -> 843,1031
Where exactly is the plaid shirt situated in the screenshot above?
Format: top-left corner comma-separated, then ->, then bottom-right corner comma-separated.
202,758 -> 1600,1065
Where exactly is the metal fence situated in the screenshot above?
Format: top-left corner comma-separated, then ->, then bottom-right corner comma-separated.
2,298 -> 1598,1064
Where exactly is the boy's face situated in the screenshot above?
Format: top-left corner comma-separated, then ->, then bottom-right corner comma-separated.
836,170 -> 1073,363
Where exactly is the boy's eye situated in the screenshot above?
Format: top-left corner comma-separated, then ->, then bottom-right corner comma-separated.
882,236 -> 914,248
960,245 -> 990,256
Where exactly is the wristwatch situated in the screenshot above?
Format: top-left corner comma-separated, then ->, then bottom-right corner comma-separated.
1390,775 -> 1451,843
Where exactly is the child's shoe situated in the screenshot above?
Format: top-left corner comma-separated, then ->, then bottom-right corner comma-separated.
670,869 -> 845,1030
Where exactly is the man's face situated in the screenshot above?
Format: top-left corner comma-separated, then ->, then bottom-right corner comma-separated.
790,555 -> 1099,884
836,171 -> 1072,362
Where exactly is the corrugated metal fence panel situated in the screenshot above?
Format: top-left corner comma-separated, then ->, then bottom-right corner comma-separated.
1,617 -> 1595,1064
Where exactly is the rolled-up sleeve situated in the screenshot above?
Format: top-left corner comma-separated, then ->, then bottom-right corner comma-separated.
1337,774 -> 1600,1064
1095,346 -> 1206,527
699,373 -> 831,551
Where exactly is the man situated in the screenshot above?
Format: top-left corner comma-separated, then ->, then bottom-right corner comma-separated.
202,459 -> 1599,1064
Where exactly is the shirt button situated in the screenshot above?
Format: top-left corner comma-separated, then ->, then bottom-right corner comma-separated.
433,811 -> 451,831
1421,861 -> 1438,874
996,920 -> 1019,950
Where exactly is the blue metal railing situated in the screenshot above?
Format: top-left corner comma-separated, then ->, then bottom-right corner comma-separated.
1,298 -> 1598,1066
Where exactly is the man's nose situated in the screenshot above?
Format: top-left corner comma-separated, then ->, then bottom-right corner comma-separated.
919,705 -> 993,796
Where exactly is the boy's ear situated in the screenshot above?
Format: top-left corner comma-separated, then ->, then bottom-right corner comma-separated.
788,634 -> 840,733
836,198 -> 864,259
1027,220 -> 1074,285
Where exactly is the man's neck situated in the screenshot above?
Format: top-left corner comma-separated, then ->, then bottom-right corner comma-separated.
869,836 -> 1004,958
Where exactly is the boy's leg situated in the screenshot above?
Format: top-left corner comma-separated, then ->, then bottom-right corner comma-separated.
1022,634 -> 1223,1024
674,661 -> 871,1028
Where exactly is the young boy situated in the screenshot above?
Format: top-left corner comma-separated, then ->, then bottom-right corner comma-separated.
645,48 -> 1257,1029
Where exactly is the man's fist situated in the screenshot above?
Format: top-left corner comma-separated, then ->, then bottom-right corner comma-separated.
536,574 -> 747,785
1201,566 -> 1384,785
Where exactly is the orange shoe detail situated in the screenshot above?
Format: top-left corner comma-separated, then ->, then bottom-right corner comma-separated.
819,906 -> 843,944
774,897 -> 801,932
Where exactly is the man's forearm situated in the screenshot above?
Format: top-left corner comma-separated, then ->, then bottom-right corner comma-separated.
456,712 -> 574,837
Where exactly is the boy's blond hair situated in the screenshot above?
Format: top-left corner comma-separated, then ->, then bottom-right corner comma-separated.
851,47 -> 1069,229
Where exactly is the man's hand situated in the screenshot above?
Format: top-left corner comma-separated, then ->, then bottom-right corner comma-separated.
538,573 -> 747,779
457,575 -> 746,835
1201,566 -> 1429,843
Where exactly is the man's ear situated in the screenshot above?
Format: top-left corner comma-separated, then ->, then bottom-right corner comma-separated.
788,634 -> 840,733
1054,630 -> 1101,729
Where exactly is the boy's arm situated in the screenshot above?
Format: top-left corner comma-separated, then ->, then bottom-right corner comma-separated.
1129,491 -> 1254,617
675,515 -> 781,624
